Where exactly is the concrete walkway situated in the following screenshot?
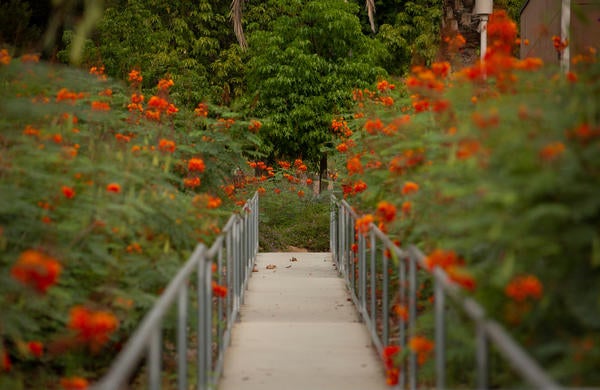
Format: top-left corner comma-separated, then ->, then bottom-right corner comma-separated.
218,252 -> 388,390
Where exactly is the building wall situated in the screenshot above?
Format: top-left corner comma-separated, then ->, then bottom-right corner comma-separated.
520,0 -> 600,64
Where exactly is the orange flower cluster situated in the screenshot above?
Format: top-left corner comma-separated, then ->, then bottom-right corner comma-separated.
184,177 -> 201,188
552,35 -> 568,53
61,185 -> 76,199
89,65 -> 106,79
409,336 -> 434,365
56,88 -> 86,103
10,249 -> 62,294
194,102 -> 208,117
376,201 -> 396,224
193,194 -> 222,209
0,48 -> 11,65
377,80 -> 395,93
60,376 -> 89,390
331,117 -> 352,137
382,345 -> 401,385
91,101 -> 110,111
346,155 -> 363,175
539,141 -> 566,161
128,69 -> 143,86
401,181 -> 419,195
127,93 -> 144,112
158,78 -> 174,92
20,53 -> 39,63
68,306 -> 119,352
505,274 -> 543,302
364,118 -> 384,134
106,183 -> 121,193
355,214 -> 374,235
27,341 -> 43,358
188,158 -> 206,173
158,138 -> 176,153
569,122 -> 600,143
425,249 -> 476,291
248,120 -> 262,133
212,282 -> 228,298
389,149 -> 425,176
216,117 -> 235,129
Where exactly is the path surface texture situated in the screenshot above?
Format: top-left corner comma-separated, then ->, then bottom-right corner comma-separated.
218,252 -> 388,390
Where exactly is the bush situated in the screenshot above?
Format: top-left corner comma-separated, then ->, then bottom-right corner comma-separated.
0,52 -> 259,388
333,11 -> 600,387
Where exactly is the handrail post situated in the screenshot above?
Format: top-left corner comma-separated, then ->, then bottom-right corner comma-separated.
476,322 -> 488,389
177,284 -> 188,390
382,247 -> 389,346
197,259 -> 212,390
434,270 -> 446,390
408,249 -> 417,390
148,326 -> 162,390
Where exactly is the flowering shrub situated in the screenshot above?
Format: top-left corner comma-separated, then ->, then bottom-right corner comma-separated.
334,10 -> 600,387
0,56 -> 262,388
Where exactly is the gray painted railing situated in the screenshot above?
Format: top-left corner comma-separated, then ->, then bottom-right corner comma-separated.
330,194 -> 561,390
92,192 -> 259,390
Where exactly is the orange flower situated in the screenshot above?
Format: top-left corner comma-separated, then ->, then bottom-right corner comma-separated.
393,304 -> 408,322
10,250 -> 62,294
552,35 -> 568,53
62,186 -> 76,199
376,201 -> 396,223
91,101 -> 110,111
505,274 -> 543,302
60,376 -> 89,390
431,61 -> 451,78
382,345 -> 401,384
128,69 -> 143,85
194,102 -> 208,117
188,158 -> 206,173
353,180 -> 367,193
346,155 -> 363,174
297,190 -> 305,198
68,306 -> 119,351
336,143 -> 348,153
401,181 -> 419,195
0,48 -> 11,65
1,349 -> 10,372
248,120 -> 262,133
355,214 -> 374,235
106,183 -> 121,193
425,249 -> 464,271
158,138 -> 176,153
376,80 -> 395,92
456,139 -> 481,160
409,336 -> 434,366
446,266 -> 476,291
364,118 -> 384,134
158,78 -> 174,91
212,282 -> 228,298
27,341 -> 43,358
23,125 -> 40,137
539,142 -> 565,161
147,96 -> 169,111
401,201 -> 412,215
184,177 -> 201,188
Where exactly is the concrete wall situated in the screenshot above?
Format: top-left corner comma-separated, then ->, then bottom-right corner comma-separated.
520,0 -> 600,63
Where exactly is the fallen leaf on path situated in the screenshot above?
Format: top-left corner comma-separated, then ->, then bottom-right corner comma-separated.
285,265 -> 292,268
266,264 -> 277,270
290,257 -> 298,262
252,265 -> 258,272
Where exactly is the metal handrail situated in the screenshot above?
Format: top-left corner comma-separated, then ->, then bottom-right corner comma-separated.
92,192 -> 259,390
330,194 -> 561,390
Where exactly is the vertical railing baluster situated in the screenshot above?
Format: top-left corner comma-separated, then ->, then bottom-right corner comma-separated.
434,272 -> 446,390
409,250 -> 417,390
197,260 -> 211,390
359,232 -> 367,312
476,322 -> 489,389
218,245 -> 224,355
399,252 -> 406,389
370,233 -> 377,341
382,249 -> 389,346
177,284 -> 188,390
148,326 -> 162,390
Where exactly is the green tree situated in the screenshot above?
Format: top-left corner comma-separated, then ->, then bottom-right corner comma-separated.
245,0 -> 388,171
